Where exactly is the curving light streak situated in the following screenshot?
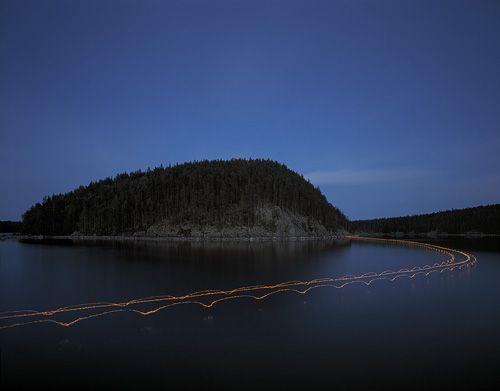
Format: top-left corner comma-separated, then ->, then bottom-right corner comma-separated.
0,237 -> 476,330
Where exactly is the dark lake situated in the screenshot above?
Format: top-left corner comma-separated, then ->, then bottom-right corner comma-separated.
1,237 -> 499,389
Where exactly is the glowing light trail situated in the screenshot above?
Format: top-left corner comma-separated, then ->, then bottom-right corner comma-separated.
0,237 -> 476,330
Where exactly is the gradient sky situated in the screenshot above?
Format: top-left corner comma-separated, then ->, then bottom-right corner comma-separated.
1,0 -> 499,221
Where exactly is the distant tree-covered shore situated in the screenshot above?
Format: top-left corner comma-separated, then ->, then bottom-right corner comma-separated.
351,204 -> 500,235
0,220 -> 23,233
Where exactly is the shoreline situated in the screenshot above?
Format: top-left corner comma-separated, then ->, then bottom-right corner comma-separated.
355,232 -> 500,239
9,233 -> 346,243
2,232 -> 499,244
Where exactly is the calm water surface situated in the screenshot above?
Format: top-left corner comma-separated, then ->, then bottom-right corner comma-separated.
1,237 -> 499,389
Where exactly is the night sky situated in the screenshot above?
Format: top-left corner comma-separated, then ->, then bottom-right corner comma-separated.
1,0 -> 499,221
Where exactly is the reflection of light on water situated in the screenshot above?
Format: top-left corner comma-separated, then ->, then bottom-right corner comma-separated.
0,237 -> 476,330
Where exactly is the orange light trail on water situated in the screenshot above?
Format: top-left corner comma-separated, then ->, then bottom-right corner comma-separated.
0,237 -> 476,331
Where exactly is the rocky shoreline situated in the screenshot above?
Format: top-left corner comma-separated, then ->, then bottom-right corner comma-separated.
12,233 -> 346,244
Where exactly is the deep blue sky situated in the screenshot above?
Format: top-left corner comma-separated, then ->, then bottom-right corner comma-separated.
1,0 -> 499,220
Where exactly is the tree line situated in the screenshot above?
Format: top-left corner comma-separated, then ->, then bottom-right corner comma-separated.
351,204 -> 500,234
22,159 -> 348,235
0,220 -> 23,233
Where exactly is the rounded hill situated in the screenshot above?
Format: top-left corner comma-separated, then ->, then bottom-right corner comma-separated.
22,159 -> 348,238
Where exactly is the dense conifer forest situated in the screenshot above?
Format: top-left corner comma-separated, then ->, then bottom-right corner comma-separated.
22,159 -> 348,236
0,220 -> 23,233
351,204 -> 500,234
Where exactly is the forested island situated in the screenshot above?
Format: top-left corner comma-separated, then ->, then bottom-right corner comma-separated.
351,204 -> 500,236
21,159 -> 348,239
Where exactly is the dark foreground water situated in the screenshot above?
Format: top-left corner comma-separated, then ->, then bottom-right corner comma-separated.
1,237 -> 499,389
